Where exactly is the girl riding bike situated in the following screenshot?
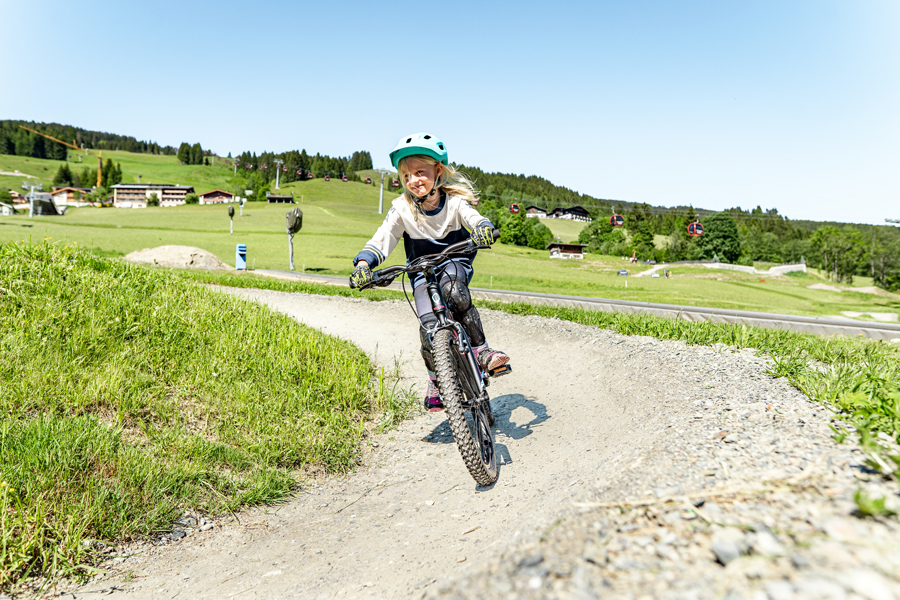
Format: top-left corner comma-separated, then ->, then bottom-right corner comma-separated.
350,133 -> 511,412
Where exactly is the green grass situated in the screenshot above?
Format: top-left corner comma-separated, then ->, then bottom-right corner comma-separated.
540,218 -> 587,243
0,241 -> 413,588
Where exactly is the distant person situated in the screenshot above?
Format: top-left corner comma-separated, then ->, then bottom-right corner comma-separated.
350,133 -> 510,412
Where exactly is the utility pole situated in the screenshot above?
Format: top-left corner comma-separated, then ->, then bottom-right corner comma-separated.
29,185 -> 34,218
274,159 -> 284,190
374,168 -> 390,214
233,159 -> 238,176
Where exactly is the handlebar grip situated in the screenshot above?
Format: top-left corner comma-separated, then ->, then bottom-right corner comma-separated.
492,228 -> 501,243
348,277 -> 357,289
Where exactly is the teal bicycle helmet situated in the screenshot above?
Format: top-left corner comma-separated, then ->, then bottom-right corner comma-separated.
389,133 -> 448,170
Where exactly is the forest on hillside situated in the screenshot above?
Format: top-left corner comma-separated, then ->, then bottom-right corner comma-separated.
0,120 -> 175,157
228,148 -> 373,201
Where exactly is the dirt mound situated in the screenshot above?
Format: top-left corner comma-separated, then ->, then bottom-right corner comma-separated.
807,283 -> 843,292
124,245 -> 230,270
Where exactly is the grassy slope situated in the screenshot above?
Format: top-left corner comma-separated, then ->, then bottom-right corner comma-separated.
0,242 -> 411,586
0,150 -> 235,195
2,151 -> 897,321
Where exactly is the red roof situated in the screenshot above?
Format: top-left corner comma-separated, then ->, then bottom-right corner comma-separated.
199,189 -> 234,197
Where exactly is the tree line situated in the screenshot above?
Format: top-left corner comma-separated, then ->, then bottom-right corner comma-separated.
0,120 -> 175,158
176,142 -> 208,165
575,204 -> 900,290
231,148 -> 373,201
51,160 -> 123,189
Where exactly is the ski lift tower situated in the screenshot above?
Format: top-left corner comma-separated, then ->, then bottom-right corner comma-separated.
374,168 -> 391,214
274,159 -> 284,190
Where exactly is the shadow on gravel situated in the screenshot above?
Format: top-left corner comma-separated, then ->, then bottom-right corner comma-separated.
491,394 -> 549,441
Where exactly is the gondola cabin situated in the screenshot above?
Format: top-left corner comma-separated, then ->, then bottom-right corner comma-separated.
392,180 -> 401,188
509,203 -> 520,214
365,177 -> 372,184
687,221 -> 704,237
324,175 -> 330,181
610,214 -> 624,227
341,175 -> 349,182
307,172 -> 314,179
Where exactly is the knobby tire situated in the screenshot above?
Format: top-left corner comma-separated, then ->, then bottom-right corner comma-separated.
432,329 -> 498,486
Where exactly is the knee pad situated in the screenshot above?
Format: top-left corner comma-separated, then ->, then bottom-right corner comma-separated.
442,279 -> 472,315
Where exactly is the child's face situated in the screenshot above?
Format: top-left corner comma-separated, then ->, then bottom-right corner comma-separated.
402,157 -> 442,197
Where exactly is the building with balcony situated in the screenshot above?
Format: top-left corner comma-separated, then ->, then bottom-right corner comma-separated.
111,184 -> 195,208
199,189 -> 236,204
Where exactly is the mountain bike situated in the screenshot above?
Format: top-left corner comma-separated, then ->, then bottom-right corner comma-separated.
349,231 -> 506,485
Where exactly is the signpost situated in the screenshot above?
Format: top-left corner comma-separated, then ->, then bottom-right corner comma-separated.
286,207 -> 303,271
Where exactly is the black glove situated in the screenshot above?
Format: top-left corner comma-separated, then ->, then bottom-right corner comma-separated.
471,225 -> 496,247
350,263 -> 374,289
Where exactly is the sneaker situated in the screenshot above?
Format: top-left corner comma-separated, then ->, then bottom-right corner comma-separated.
423,379 -> 444,412
476,347 -> 510,373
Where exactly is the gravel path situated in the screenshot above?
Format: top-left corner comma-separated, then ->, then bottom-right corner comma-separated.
66,290 -> 900,600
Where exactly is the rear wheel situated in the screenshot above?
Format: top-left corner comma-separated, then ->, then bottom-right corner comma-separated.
432,329 -> 498,485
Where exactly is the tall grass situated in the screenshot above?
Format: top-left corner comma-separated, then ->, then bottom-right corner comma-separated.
0,242 -> 406,587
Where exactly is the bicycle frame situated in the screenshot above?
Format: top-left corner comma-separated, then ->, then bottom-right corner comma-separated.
419,263 -> 489,409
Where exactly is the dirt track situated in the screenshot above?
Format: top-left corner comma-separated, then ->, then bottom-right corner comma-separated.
69,289 -> 898,600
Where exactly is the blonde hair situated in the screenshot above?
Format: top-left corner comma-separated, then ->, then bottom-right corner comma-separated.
398,155 -> 479,218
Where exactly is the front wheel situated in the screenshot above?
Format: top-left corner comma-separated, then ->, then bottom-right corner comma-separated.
432,329 -> 498,485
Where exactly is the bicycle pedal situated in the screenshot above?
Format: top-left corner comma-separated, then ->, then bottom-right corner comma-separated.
487,364 -> 512,377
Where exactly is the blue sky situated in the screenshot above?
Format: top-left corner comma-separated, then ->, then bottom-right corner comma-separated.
2,0 -> 898,225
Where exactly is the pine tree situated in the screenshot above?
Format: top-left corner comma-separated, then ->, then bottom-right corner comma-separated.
190,143 -> 203,165
53,163 -> 74,186
177,142 -> 191,164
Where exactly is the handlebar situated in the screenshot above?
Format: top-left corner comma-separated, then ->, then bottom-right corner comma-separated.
350,228 -> 500,290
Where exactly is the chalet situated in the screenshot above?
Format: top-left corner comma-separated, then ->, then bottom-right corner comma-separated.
0,203 -> 15,215
525,206 -> 547,218
563,205 -> 592,222
199,189 -> 235,205
546,242 -> 588,260
9,190 -> 28,206
111,184 -> 195,208
548,206 -> 592,222
266,192 -> 294,204
51,187 -> 94,207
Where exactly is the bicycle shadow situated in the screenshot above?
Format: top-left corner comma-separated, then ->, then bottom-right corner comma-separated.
421,394 -> 550,469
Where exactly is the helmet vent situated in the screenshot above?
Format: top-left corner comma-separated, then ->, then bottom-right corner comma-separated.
424,135 -> 431,139
406,137 -> 412,143
438,144 -> 444,150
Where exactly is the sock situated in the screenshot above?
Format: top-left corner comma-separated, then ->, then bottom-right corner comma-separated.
472,343 -> 488,355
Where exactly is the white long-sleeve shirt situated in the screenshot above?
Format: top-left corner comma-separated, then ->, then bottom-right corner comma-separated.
354,192 -> 492,286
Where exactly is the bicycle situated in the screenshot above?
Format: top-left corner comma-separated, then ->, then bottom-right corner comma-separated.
349,230 -> 508,485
